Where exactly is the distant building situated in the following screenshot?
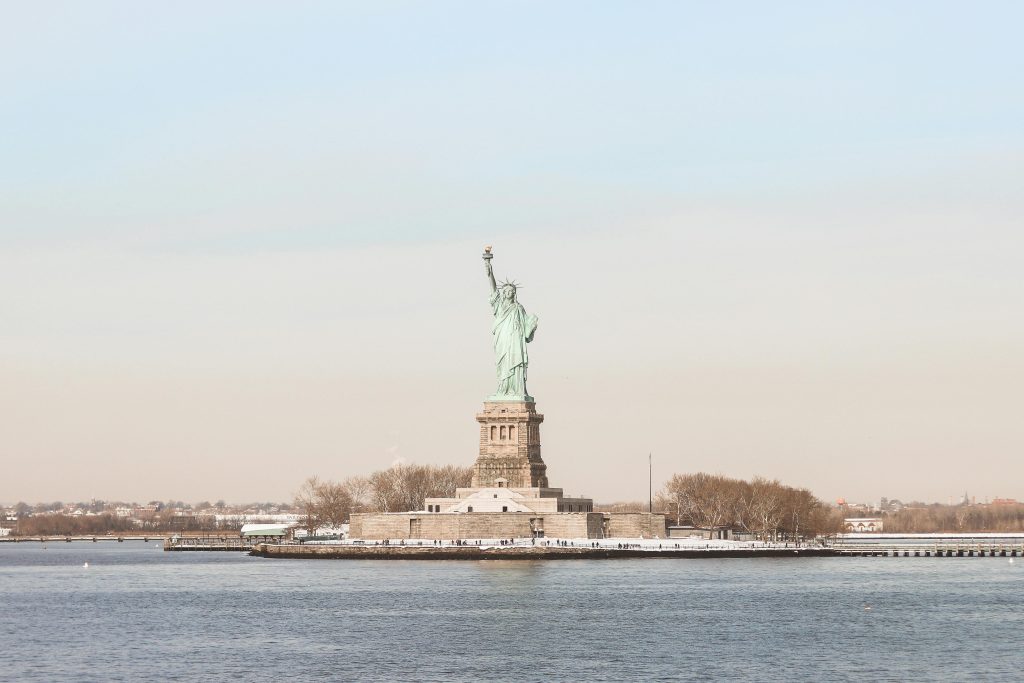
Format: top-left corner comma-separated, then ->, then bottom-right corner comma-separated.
991,498 -> 1020,506
215,513 -> 303,524
667,526 -> 734,540
844,517 -> 883,533
294,524 -> 349,540
879,497 -> 905,513
240,523 -> 293,541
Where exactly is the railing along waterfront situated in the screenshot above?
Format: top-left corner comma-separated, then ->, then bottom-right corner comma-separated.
830,538 -> 1024,557
0,535 -> 161,543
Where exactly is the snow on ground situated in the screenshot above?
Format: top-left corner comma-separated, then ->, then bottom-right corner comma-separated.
300,537 -> 817,551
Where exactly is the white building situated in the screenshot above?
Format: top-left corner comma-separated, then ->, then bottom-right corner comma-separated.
844,517 -> 884,532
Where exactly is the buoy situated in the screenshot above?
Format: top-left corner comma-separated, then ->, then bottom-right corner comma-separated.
83,562 -> 89,568
863,603 -> 872,611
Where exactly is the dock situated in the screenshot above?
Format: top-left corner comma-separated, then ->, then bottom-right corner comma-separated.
833,542 -> 1024,557
163,536 -> 253,551
0,535 -> 162,544
0,534 -> 254,550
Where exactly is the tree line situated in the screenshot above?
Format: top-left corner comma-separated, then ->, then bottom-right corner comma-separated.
655,473 -> 843,540
9,500 -> 240,515
295,463 -> 473,533
880,503 -> 1024,533
7,464 -> 473,536
10,512 -> 235,536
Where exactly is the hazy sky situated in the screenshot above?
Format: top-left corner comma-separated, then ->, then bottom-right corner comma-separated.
2,2 -> 1022,506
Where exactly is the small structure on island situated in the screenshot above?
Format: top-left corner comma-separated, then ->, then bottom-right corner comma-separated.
240,523 -> 292,542
668,525 -> 736,540
349,248 -> 665,540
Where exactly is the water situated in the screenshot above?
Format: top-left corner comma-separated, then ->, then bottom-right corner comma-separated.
1,543 -> 1021,682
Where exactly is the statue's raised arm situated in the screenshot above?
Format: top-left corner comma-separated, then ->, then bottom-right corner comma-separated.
483,245 -> 497,294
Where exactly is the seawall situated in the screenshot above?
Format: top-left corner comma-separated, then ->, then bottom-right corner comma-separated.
251,544 -> 837,560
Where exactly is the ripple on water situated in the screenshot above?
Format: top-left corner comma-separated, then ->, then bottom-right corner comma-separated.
1,545 -> 1022,682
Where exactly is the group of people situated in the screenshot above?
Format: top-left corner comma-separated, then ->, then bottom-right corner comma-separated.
428,539 -> 500,546
357,538 -> 738,551
375,539 -> 497,547
364,538 -> 711,550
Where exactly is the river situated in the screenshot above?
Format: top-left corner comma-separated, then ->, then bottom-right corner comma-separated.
1,543 -> 1021,681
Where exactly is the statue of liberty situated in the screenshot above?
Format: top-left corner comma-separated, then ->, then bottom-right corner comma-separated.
483,246 -> 538,401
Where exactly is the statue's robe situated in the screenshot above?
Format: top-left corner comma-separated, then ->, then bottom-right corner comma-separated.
490,290 -> 538,397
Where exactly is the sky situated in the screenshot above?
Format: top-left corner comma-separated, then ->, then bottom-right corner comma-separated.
2,2 -> 1022,506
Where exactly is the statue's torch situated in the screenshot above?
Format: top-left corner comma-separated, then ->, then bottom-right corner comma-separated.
483,245 -> 493,262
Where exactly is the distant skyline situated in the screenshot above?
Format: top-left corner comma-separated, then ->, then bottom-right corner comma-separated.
0,489 -> 1014,510
2,3 -> 1022,505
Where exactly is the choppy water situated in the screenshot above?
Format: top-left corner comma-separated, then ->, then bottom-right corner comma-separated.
1,543 -> 1022,682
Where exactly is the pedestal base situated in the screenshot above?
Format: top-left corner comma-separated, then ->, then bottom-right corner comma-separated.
473,400 -> 547,488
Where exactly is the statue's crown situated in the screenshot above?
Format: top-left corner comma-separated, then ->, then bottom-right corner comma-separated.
499,278 -> 521,289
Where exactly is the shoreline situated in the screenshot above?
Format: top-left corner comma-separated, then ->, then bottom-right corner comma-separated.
251,543 -> 836,560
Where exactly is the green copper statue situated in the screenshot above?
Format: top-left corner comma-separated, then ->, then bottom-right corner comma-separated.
483,246 -> 538,401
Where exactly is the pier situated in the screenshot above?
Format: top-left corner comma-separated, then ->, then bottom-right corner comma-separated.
0,535 -> 161,544
0,534 -> 254,551
833,542 -> 1024,558
831,533 -> 1024,557
250,536 -> 1024,560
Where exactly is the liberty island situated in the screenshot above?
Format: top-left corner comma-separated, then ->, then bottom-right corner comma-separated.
248,248 -> 832,555
234,248 -> 1016,558
339,247 -> 665,543
244,248 -> 838,557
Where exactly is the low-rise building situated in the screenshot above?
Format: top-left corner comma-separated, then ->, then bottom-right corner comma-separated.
239,523 -> 292,542
844,517 -> 883,532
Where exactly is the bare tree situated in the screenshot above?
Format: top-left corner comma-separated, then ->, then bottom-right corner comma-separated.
748,477 -> 785,541
662,473 -> 736,538
658,472 -> 835,541
364,463 -> 472,513
294,476 -> 321,534
730,479 -> 756,536
314,480 -> 354,530
696,474 -> 739,538
369,465 -> 404,512
342,476 -> 372,513
781,487 -> 818,542
597,501 -> 648,513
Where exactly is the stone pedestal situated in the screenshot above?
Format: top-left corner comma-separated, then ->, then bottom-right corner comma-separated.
472,401 -> 548,488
